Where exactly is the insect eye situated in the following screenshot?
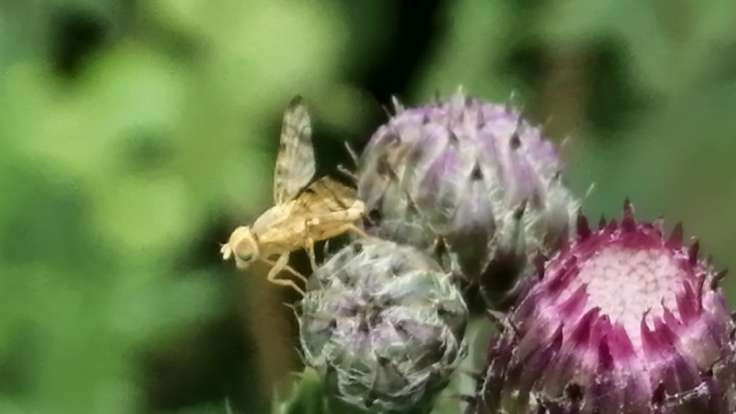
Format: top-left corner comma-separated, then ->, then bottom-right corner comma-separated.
239,253 -> 253,261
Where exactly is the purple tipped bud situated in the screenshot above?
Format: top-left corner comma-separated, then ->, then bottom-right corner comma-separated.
471,204 -> 736,414
298,239 -> 468,411
357,90 -> 578,307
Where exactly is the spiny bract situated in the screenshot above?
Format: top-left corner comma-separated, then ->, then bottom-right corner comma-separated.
357,89 -> 578,307
298,238 -> 468,412
470,202 -> 736,414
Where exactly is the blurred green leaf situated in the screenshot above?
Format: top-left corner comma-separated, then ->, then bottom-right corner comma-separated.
3,1 -> 736,413
415,0 -> 514,100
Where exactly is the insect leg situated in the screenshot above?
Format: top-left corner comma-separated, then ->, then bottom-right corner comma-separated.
347,224 -> 368,238
343,206 -> 370,238
307,242 -> 318,271
266,271 -> 305,295
308,207 -> 369,240
318,221 -> 368,240
305,236 -> 318,271
262,256 -> 309,284
302,219 -> 320,271
263,254 -> 307,295
318,204 -> 366,223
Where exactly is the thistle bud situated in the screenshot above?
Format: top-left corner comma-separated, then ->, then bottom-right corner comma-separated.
357,89 -> 578,306
298,239 -> 468,412
471,203 -> 736,414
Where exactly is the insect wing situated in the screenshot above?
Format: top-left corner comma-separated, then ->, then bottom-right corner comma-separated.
293,177 -> 356,216
273,96 -> 316,205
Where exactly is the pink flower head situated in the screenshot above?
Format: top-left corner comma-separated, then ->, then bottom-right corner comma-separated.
472,201 -> 736,414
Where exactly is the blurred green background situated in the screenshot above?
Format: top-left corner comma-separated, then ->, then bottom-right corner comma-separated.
2,1 -> 736,413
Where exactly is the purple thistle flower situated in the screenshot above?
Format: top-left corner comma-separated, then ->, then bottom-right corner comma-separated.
357,89 -> 578,307
470,202 -> 736,414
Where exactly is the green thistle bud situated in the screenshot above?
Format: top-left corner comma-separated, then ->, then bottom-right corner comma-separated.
298,239 -> 468,412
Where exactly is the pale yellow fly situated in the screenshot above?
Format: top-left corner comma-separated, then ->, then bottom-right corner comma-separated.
220,96 -> 366,294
